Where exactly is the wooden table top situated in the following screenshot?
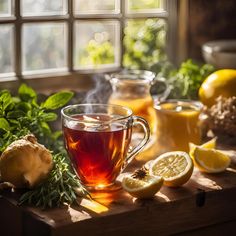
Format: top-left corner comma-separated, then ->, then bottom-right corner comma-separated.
1,147 -> 236,236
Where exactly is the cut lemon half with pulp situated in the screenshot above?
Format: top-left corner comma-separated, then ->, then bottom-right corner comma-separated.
122,170 -> 163,199
150,151 -> 193,187
193,147 -> 230,173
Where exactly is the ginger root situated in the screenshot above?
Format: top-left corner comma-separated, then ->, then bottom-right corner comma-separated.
0,134 -> 53,188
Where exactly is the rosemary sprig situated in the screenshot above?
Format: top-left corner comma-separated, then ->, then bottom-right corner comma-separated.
19,153 -> 90,209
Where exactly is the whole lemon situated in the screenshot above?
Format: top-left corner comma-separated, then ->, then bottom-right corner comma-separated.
199,69 -> 236,107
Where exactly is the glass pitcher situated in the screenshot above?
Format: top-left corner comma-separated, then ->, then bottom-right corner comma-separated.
106,69 -> 170,134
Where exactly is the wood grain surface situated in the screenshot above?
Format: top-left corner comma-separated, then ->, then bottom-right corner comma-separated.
1,148 -> 236,236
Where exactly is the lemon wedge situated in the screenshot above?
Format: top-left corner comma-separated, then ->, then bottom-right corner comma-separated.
189,137 -> 217,152
150,151 -> 193,187
189,138 -> 217,172
193,147 -> 230,173
122,171 -> 163,199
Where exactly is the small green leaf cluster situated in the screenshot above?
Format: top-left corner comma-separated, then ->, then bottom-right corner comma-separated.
166,59 -> 215,99
0,84 -> 89,208
0,84 -> 73,154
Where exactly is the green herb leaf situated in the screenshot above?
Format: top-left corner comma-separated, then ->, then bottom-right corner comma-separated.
40,121 -> 51,134
41,91 -> 74,110
40,112 -> 58,122
7,110 -> 26,119
52,131 -> 62,140
16,102 -> 31,112
0,90 -> 14,111
165,59 -> 215,99
8,119 -> 20,126
18,84 -> 37,102
0,118 -> 10,131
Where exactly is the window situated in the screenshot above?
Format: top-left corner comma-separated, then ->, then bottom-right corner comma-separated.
0,0 -> 170,90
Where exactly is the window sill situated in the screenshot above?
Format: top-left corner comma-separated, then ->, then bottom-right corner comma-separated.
0,68 -> 120,94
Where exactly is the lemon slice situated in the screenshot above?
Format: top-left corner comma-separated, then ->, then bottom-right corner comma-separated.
193,147 -> 230,173
122,173 -> 163,199
150,151 -> 193,187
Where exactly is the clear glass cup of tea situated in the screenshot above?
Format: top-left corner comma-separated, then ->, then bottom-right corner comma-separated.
61,104 -> 150,191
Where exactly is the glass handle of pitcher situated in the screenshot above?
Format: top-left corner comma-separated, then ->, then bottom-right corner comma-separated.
152,77 -> 171,103
122,116 -> 150,171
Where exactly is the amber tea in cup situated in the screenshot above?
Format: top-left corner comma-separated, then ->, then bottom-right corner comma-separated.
61,104 -> 150,190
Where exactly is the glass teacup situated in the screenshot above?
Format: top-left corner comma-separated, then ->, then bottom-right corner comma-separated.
61,104 -> 150,190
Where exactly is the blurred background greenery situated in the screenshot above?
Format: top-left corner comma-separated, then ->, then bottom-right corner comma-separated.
80,0 -> 166,70
0,0 -> 214,99
123,18 -> 166,70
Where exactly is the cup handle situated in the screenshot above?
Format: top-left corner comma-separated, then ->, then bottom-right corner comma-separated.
122,116 -> 150,172
151,77 -> 171,103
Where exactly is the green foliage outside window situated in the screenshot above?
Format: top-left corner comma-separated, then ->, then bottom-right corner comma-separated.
79,33 -> 115,66
80,0 -> 164,68
128,0 -> 161,11
123,19 -> 167,70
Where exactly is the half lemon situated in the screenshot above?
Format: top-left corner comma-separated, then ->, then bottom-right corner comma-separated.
150,151 -> 193,187
122,171 -> 163,199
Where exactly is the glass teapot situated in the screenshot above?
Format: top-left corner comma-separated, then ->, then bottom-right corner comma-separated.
106,69 -> 170,134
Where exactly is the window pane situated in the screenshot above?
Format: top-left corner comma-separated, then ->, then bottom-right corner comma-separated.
123,19 -> 166,70
127,0 -> 164,13
74,0 -> 119,14
0,25 -> 14,75
0,0 -> 12,17
74,21 -> 120,70
22,23 -> 67,74
21,0 -> 67,16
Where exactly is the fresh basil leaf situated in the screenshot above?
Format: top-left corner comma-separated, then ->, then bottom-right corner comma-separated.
0,91 -> 14,111
7,110 -> 26,119
0,118 -> 10,131
52,130 -> 62,140
8,119 -> 20,126
18,84 -> 37,102
0,90 -> 9,96
41,91 -> 74,110
41,112 -> 58,122
12,96 -> 21,103
5,102 -> 15,111
16,102 -> 31,112
40,121 -> 51,134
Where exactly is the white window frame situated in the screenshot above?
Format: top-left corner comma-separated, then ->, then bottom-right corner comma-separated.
0,0 -> 175,92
